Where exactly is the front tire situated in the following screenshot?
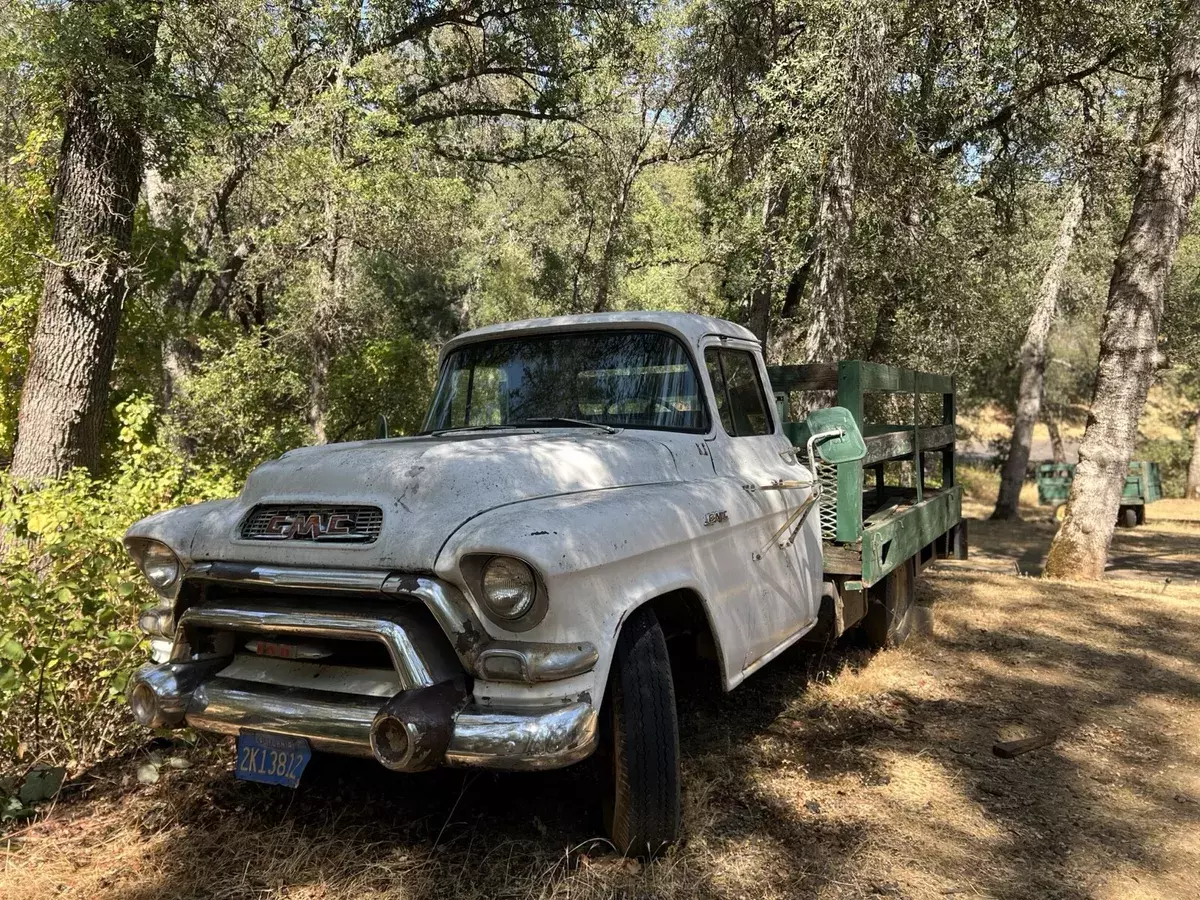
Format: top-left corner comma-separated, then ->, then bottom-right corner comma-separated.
600,605 -> 681,857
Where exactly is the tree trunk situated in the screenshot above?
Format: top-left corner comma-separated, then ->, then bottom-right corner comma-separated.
1046,411 -> 1067,464
309,41 -> 355,445
592,173 -> 633,313
1045,3 -> 1200,578
10,10 -> 160,480
801,151 -> 854,366
793,8 -> 889,373
992,186 -> 1084,519
746,180 -> 790,343
1187,409 -> 1200,498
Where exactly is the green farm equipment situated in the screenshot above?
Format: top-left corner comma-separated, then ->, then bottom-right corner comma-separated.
1035,461 -> 1162,527
768,361 -> 967,647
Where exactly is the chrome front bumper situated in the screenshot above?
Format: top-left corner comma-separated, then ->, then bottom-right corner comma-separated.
130,663 -> 596,770
171,670 -> 598,770
129,579 -> 600,772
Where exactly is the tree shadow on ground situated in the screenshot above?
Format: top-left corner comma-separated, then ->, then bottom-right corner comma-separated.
18,520 -> 1200,900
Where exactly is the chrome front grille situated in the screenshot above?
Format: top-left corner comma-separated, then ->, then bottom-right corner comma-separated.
240,505 -> 383,543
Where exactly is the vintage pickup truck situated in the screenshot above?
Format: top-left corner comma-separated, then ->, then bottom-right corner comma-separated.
125,311 -> 966,855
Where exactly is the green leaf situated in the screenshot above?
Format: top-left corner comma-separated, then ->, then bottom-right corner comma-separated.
0,638 -> 24,663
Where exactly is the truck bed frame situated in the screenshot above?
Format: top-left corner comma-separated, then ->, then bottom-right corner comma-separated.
768,361 -> 968,591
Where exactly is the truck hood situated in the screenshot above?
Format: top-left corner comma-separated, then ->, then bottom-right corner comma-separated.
180,430 -> 683,571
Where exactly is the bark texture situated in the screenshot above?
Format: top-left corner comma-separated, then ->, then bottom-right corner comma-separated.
11,11 -> 159,480
792,7 -> 890,374
992,186 -> 1084,519
802,151 -> 854,366
1046,412 -> 1067,464
745,181 -> 790,343
1187,410 -> 1200,498
1045,3 -> 1200,578
309,40 -> 355,445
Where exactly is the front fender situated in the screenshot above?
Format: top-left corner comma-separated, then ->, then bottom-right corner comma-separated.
124,499 -> 238,564
436,479 -> 760,699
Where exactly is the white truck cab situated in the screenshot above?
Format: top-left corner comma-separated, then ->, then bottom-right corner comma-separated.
124,311 -> 963,855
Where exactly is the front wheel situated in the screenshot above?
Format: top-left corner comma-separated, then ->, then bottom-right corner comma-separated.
600,605 -> 681,857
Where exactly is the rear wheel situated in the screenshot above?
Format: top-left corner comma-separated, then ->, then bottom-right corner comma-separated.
600,605 -> 681,858
1119,506 -> 1138,528
863,557 -> 916,650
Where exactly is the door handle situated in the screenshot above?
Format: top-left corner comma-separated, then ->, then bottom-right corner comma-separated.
758,478 -> 814,491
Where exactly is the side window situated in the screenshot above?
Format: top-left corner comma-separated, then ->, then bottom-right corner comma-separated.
704,348 -> 773,437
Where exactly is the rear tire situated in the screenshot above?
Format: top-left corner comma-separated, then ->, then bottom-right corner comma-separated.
600,605 -> 681,858
1119,506 -> 1138,529
863,557 -> 916,650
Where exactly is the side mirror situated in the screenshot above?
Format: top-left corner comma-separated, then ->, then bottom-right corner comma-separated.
375,414 -> 390,440
788,406 -> 866,465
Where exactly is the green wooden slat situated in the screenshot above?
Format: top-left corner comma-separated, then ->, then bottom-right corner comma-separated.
765,363 -> 839,393
860,424 -> 955,466
861,486 -> 963,586
845,361 -> 956,396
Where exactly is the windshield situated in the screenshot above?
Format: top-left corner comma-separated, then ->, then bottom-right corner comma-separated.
424,330 -> 708,433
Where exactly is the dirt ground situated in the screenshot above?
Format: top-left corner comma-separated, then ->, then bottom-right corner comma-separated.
4,492 -> 1200,900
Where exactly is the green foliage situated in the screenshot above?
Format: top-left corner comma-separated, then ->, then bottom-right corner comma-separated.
0,398 -> 234,775
326,335 -> 437,442
0,122 -> 53,458
1136,437 -> 1194,499
166,336 -> 311,480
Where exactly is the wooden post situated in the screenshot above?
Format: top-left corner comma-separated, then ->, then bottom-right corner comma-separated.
835,362 -> 865,543
913,385 -> 923,503
942,376 -> 956,489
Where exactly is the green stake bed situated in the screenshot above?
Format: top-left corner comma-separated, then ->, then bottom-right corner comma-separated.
768,361 -> 967,588
1035,460 -> 1162,527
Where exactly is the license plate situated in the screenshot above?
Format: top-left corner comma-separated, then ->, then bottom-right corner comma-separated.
235,731 -> 311,788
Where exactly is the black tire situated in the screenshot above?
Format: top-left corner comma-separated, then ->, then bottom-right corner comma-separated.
1119,506 -> 1138,529
863,557 -> 916,650
600,605 -> 681,857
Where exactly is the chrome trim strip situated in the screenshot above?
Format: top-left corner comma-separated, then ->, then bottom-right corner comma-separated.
181,565 -> 599,684
178,675 -> 597,770
172,602 -> 461,689
186,561 -> 388,593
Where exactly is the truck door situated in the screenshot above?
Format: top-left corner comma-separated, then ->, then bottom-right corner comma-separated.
701,340 -> 823,673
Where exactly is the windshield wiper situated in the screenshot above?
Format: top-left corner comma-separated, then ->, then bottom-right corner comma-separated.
424,423 -> 521,436
513,417 -> 618,435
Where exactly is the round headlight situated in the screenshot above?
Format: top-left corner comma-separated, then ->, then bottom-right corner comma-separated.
139,541 -> 180,591
480,557 -> 536,619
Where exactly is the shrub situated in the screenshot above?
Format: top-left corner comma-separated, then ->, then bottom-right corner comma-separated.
0,397 -> 234,777
1136,436 -> 1193,498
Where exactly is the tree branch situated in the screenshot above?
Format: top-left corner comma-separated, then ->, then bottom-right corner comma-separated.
934,44 -> 1127,160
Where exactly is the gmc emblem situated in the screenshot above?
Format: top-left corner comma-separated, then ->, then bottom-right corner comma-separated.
260,512 -> 354,540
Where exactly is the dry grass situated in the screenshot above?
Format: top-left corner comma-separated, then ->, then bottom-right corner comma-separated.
5,515 -> 1200,900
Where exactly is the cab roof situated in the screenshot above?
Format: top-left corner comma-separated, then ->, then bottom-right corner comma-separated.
441,311 -> 758,359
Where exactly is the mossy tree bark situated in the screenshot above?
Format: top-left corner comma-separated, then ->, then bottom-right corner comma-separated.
1045,1 -> 1200,578
10,6 -> 160,480
993,185 -> 1084,519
